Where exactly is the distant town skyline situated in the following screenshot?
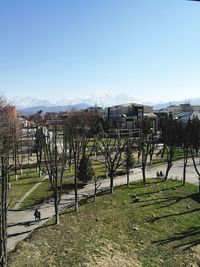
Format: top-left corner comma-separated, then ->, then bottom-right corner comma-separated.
1,1 -> 200,103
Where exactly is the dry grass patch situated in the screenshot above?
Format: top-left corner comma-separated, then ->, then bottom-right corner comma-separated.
84,239 -> 141,267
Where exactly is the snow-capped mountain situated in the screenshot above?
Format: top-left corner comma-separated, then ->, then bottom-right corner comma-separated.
9,96 -> 53,109
9,91 -> 147,110
8,92 -> 200,115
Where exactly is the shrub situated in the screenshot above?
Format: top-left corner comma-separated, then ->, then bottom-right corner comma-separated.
77,156 -> 95,183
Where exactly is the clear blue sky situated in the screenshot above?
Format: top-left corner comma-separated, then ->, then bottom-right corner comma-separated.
0,0 -> 200,103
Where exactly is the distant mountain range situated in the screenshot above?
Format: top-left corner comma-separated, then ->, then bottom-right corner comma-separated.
153,97 -> 200,110
9,94 -> 200,115
11,93 -> 145,115
18,103 -> 90,115
10,93 -> 143,110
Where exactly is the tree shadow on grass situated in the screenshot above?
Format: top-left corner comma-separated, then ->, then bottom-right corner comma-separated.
130,185 -> 183,208
189,193 -> 200,204
139,195 -> 189,208
152,226 -> 200,250
135,184 -> 183,197
139,195 -> 180,207
147,207 -> 200,223
129,180 -> 163,189
140,192 -> 200,209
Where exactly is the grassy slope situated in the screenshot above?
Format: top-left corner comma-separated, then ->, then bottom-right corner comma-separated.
20,178 -> 85,209
8,179 -> 200,267
19,160 -> 111,209
9,168 -> 42,208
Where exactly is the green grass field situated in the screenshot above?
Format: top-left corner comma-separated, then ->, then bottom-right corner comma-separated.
8,179 -> 200,267
20,177 -> 85,209
15,159 -> 117,209
9,168 -> 42,208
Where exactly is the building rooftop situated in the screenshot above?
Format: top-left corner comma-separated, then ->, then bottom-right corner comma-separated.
107,103 -> 144,109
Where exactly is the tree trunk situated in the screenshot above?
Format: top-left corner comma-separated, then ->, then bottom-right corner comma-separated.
199,179 -> 200,194
183,149 -> 188,186
54,196 -> 60,225
38,157 -> 41,177
164,147 -> 174,181
165,162 -> 172,181
94,180 -> 97,202
14,148 -> 17,181
183,164 -> 186,185
0,156 -> 8,267
149,144 -> 155,165
74,159 -> 78,211
137,151 -> 141,164
142,163 -> 146,184
191,148 -> 200,176
161,144 -> 166,160
27,142 -> 30,167
110,172 -> 114,194
8,174 -> 11,190
126,167 -> 130,188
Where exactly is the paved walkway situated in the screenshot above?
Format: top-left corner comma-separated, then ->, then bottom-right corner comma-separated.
7,158 -> 200,252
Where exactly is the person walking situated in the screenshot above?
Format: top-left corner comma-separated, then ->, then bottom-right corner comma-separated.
34,209 -> 40,222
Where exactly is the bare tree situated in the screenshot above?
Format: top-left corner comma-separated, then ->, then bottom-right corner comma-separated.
26,123 -> 31,167
16,130 -> 25,175
163,115 -> 181,181
71,137 -> 81,211
93,176 -> 101,202
96,131 -> 127,193
34,124 -> 44,177
138,136 -> 151,184
67,127 -> 92,211
0,97 -> 16,267
0,156 -> 10,267
181,120 -> 191,185
124,139 -> 135,188
189,117 -> 200,177
10,122 -> 20,181
43,124 -> 67,225
63,112 -> 97,211
138,119 -> 154,184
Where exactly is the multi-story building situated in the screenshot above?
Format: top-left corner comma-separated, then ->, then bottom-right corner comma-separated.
155,103 -> 200,128
103,103 -> 144,129
158,103 -> 195,118
159,105 -> 181,117
100,103 -> 159,131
